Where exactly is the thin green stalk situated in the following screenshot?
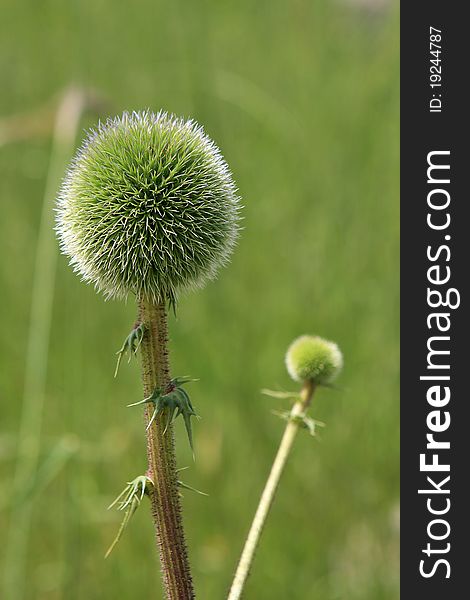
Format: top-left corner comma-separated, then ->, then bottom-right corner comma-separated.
138,298 -> 195,600
227,380 -> 316,600
2,88 -> 89,600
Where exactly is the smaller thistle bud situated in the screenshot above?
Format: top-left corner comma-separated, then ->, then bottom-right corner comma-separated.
285,335 -> 343,385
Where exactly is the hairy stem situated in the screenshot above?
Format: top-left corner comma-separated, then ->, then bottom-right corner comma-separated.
138,298 -> 195,600
227,380 -> 316,600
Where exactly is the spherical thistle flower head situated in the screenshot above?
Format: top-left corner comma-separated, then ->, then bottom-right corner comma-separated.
56,110 -> 241,304
285,335 -> 343,385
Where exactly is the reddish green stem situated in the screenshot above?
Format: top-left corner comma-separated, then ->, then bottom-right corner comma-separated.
138,298 -> 194,600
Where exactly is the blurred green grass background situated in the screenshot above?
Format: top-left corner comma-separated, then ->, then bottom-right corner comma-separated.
0,0 -> 399,598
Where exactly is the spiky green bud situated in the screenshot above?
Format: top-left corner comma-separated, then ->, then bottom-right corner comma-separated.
285,335 -> 343,385
56,110 -> 241,304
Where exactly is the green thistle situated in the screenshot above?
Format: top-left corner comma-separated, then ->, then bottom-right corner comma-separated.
55,109 -> 241,598
229,335 -> 343,599
56,110 -> 241,305
285,335 -> 343,385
